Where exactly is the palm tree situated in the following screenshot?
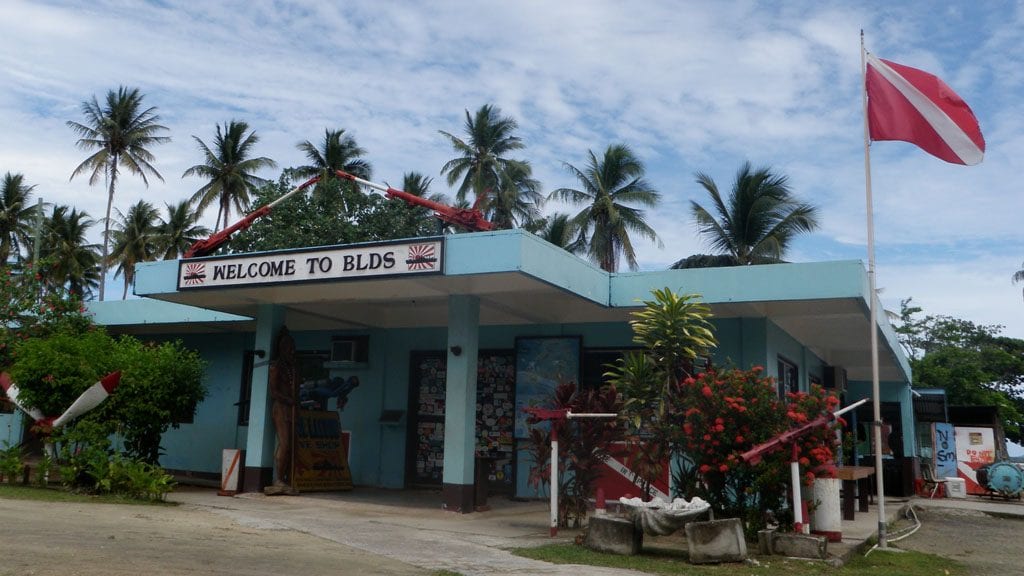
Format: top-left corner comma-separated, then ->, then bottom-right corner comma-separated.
527,212 -> 585,254
294,128 -> 373,182
183,120 -> 276,231
439,104 -> 527,206
67,86 -> 169,301
485,161 -> 543,230
109,200 -> 160,299
156,200 -> 210,260
0,172 -> 39,264
549,144 -> 662,272
690,162 -> 820,265
1014,262 -> 1024,301
39,205 -> 100,299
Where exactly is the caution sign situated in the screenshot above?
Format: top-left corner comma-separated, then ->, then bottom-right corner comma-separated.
294,410 -> 353,492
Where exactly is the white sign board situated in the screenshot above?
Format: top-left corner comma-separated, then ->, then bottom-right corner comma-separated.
954,426 -> 995,465
178,239 -> 442,290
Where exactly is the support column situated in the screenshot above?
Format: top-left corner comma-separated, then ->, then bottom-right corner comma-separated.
442,295 -> 479,512
243,304 -> 285,492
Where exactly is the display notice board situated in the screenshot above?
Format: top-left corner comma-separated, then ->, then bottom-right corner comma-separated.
408,351 -> 516,490
294,410 -> 353,492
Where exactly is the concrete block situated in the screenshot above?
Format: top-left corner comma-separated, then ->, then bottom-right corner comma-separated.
771,532 -> 827,559
584,516 -> 643,555
685,518 -> 747,564
757,529 -> 774,555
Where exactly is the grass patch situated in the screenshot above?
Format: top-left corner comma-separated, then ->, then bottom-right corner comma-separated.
430,571 -> 465,576
513,543 -> 965,575
0,484 -> 174,505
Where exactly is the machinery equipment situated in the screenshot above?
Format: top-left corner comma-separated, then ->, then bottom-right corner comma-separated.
976,460 -> 1024,499
184,169 -> 493,258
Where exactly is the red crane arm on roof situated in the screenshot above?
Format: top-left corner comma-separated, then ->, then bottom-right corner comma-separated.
183,170 -> 493,258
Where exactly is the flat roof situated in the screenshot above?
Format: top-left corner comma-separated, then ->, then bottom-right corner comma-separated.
103,229 -> 909,382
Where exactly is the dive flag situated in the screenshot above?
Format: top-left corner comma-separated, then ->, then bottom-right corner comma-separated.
865,53 -> 985,165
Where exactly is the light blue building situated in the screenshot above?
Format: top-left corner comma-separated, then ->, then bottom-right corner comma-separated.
0,229 -> 914,510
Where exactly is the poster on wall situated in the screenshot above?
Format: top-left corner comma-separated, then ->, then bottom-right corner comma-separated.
293,410 -> 353,491
408,351 -> 516,490
514,336 -> 581,438
475,352 -> 516,491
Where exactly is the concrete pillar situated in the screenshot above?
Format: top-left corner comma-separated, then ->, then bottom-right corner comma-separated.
442,295 -> 479,512
243,304 -> 284,492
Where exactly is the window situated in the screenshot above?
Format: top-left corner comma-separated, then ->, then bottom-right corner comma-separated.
237,350 -> 256,426
0,394 -> 13,414
777,356 -> 799,399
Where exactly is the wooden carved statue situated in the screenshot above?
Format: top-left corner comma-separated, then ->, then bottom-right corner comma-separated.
266,326 -> 298,495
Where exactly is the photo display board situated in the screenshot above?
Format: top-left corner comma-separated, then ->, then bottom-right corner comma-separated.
408,351 -> 516,490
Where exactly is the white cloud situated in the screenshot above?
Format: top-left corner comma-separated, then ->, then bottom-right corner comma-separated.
0,0 -> 1021,339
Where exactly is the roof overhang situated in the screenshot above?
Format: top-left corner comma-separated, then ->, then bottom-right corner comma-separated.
110,230 -> 909,383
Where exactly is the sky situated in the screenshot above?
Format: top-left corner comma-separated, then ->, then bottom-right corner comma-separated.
0,0 -> 1022,340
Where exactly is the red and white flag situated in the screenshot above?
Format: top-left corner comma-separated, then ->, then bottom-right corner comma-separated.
866,53 -> 985,165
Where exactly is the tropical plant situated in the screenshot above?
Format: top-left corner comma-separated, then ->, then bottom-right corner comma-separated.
0,262 -> 90,370
183,120 -> 276,231
67,86 -> 169,301
108,200 -> 160,299
11,320 -> 207,464
605,288 -> 717,499
439,104 -> 528,207
690,162 -> 820,265
294,128 -> 372,182
668,369 -> 841,536
0,442 -> 24,484
0,172 -> 40,265
524,382 -> 622,527
38,206 -> 100,298
485,161 -> 543,229
155,200 -> 210,260
526,212 -> 585,254
550,144 -> 662,272
668,254 -> 740,269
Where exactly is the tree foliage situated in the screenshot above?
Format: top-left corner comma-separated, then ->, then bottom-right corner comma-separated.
1,267 -> 206,463
229,171 -> 441,253
896,299 -> 1024,443
67,86 -> 169,301
550,144 -> 662,272
183,120 -> 276,231
690,162 -> 819,265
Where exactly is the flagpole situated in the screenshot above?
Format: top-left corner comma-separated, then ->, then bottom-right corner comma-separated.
860,29 -> 888,549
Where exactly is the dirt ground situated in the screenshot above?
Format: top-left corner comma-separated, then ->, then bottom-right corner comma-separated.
0,498 -> 427,576
895,505 -> 1024,576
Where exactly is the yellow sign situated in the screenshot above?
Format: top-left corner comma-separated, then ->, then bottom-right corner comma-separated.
294,410 -> 352,492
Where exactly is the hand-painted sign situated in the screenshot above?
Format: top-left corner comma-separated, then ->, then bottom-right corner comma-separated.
294,410 -> 352,492
933,422 -> 957,479
177,239 -> 442,289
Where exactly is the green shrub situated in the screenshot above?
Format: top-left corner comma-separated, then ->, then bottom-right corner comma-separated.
0,442 -> 24,485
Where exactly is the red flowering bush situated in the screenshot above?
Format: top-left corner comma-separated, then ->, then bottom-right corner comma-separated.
668,367 -> 841,534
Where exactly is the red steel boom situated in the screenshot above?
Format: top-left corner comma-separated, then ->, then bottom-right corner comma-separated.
184,170 -> 493,258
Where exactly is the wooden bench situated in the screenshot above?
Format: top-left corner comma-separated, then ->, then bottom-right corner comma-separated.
834,466 -> 875,521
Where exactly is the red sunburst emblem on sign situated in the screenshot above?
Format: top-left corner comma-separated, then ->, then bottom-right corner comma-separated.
182,263 -> 206,285
406,244 -> 437,271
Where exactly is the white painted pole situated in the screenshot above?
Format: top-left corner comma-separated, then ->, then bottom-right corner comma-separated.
550,430 -> 559,537
861,30 -> 888,548
791,459 -> 804,532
